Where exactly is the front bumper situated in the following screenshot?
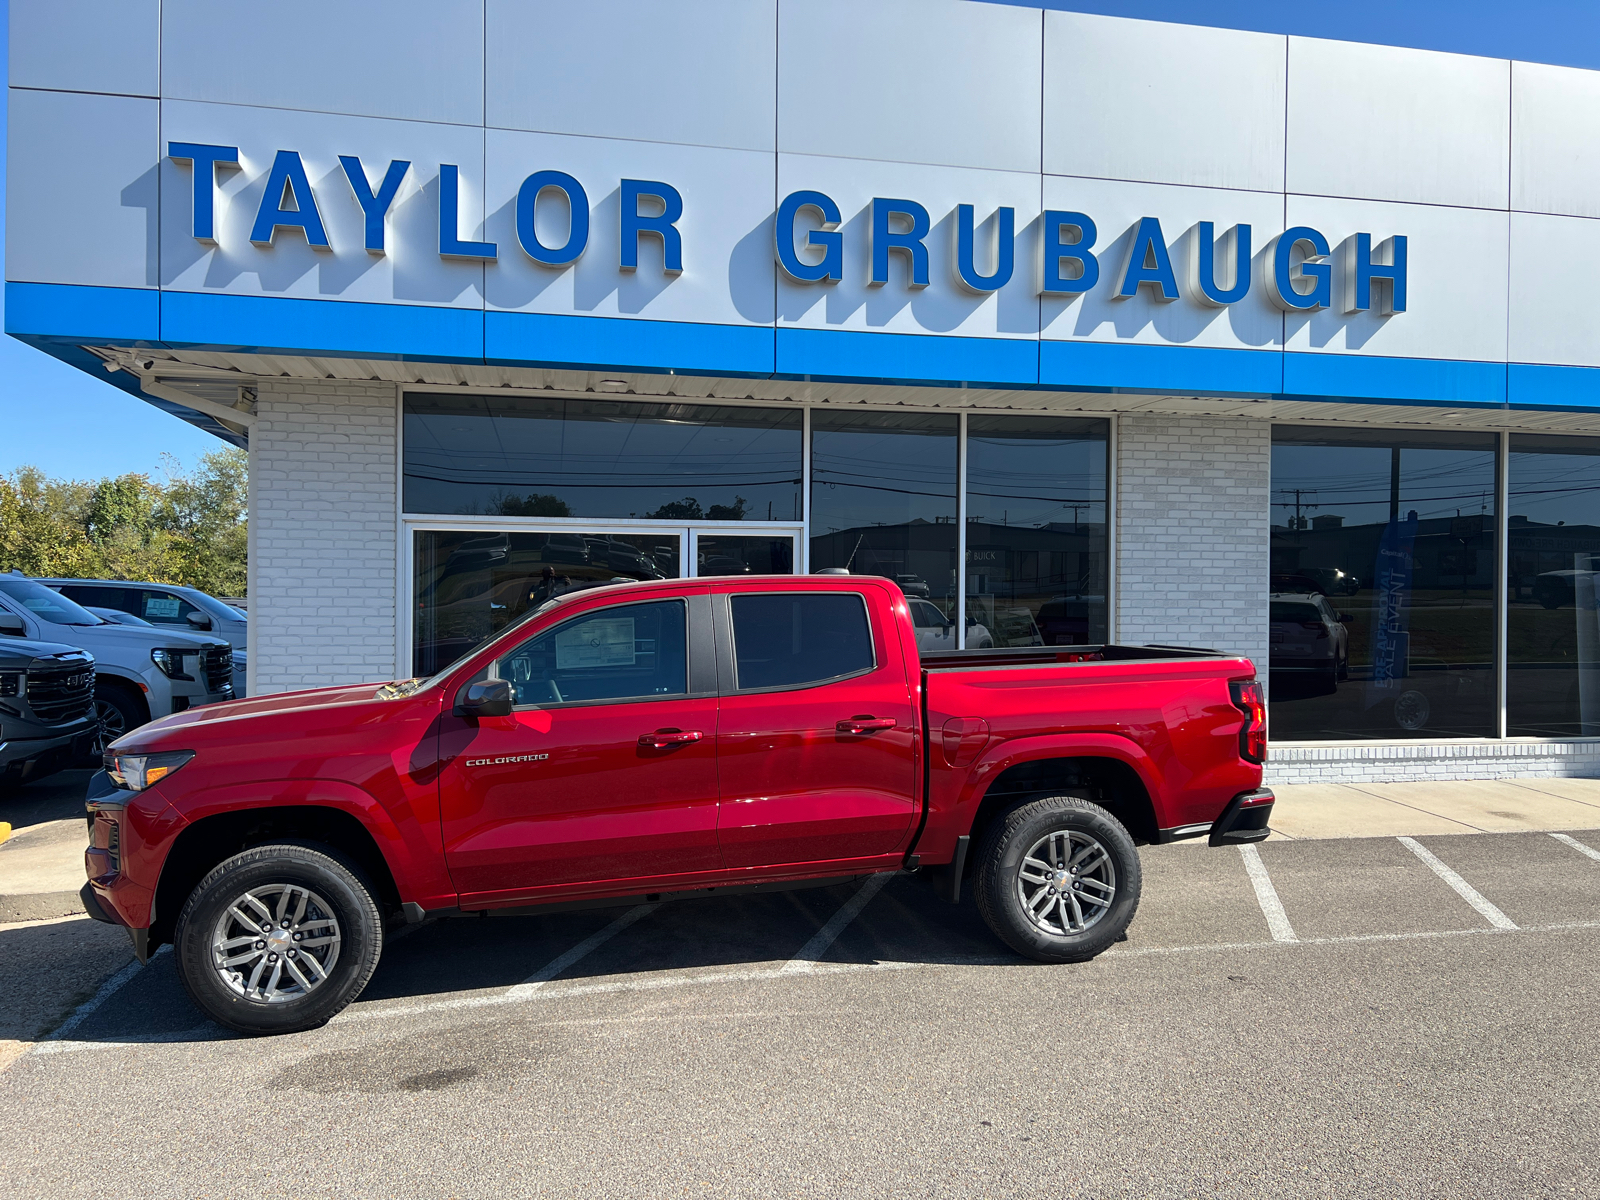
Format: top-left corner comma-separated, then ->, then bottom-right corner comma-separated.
0,720 -> 99,782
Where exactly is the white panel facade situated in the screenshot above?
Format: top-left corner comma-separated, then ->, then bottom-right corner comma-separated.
8,0 -> 158,98
487,0 -> 777,152
159,101 -> 488,308
1511,61 -> 1600,219
161,0 -> 485,127
1043,13 -> 1286,194
777,0 -> 1042,174
5,90 -> 158,289
250,382 -> 399,694
1282,195 -> 1509,362
1116,414 -> 1270,674
485,130 -> 776,326
775,153 -> 1042,338
1039,176 -> 1285,350
1286,37 -> 1511,210
1508,211 -> 1600,368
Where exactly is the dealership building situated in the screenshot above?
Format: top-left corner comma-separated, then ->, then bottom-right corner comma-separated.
11,0 -> 1600,783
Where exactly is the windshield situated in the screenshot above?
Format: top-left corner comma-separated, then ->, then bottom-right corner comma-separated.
190,592 -> 246,622
0,579 -> 105,626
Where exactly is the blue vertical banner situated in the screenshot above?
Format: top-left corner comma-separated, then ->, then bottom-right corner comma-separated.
1366,512 -> 1418,703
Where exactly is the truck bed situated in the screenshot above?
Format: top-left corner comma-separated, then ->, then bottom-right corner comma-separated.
920,643 -> 1227,671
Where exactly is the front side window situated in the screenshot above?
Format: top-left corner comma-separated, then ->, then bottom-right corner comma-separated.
495,599 -> 687,707
137,590 -> 203,626
730,593 -> 874,690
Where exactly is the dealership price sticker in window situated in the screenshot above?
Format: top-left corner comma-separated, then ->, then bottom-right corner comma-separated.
555,618 -> 636,670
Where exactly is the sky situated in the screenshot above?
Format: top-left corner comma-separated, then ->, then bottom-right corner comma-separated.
3,1 -> 1599,482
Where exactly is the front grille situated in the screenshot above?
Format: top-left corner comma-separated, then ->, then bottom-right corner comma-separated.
27,667 -> 95,722
201,645 -> 234,693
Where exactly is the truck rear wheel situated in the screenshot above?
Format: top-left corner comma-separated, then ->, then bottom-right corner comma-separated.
973,795 -> 1141,963
173,843 -> 383,1036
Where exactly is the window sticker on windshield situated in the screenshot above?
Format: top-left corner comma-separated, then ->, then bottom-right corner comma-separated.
144,596 -> 181,619
555,618 -> 636,669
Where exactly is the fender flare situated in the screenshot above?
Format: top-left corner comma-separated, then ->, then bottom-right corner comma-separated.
961,731 -> 1171,827
172,778 -> 418,895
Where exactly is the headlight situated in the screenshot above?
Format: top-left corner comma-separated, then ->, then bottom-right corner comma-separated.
107,749 -> 195,791
151,648 -> 195,680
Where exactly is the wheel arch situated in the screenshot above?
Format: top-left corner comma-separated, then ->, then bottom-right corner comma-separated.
151,803 -> 403,950
965,749 -> 1161,873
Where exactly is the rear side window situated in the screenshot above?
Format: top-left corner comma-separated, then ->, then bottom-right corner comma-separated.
730,593 -> 874,691
56,585 -> 118,608
1270,602 -> 1321,623
497,599 -> 687,706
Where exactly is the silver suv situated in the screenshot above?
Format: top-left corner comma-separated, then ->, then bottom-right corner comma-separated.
41,578 -> 247,695
0,574 -> 234,749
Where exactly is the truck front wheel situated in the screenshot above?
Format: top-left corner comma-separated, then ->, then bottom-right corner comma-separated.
173,843 -> 384,1035
973,796 -> 1141,962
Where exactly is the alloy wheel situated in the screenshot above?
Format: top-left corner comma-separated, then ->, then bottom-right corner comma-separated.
209,884 -> 342,1003
1015,829 -> 1117,935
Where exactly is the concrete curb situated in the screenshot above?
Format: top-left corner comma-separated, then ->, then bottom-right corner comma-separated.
0,891 -> 84,923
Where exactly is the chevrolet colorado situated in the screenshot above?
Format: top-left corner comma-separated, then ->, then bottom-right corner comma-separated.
81,575 -> 1271,1035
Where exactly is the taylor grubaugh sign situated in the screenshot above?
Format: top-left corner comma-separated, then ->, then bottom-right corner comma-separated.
169,143 -> 1408,317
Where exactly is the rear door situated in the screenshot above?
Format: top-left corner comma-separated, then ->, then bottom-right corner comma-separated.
713,585 -> 918,868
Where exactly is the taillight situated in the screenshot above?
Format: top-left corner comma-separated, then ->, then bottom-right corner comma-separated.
1301,621 -> 1328,638
1230,678 -> 1266,763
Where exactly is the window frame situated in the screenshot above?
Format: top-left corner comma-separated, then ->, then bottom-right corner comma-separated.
478,595 -> 704,712
714,589 -> 880,697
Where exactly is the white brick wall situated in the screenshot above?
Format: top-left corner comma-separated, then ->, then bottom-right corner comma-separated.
248,382 -> 399,694
1265,740 -> 1600,783
1115,414 -> 1270,672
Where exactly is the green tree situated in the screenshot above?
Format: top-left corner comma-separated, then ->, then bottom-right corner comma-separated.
0,448 -> 249,596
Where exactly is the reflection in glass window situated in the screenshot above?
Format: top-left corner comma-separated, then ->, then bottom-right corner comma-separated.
496,600 -> 687,707
1507,435 -> 1600,737
404,394 -> 802,520
695,535 -> 795,577
1270,428 -> 1497,741
809,412 -> 958,618
966,416 -> 1108,647
412,530 -> 680,675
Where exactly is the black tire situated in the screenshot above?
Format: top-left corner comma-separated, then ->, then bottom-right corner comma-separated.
973,795 -> 1141,963
174,842 -> 383,1036
93,681 -> 147,756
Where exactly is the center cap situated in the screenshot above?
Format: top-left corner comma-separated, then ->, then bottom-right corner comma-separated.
266,928 -> 294,951
1050,870 -> 1071,892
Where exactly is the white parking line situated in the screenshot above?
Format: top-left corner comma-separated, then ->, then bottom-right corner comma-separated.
1238,844 -> 1298,943
1398,837 -> 1518,930
504,902 -> 660,1001
1550,832 -> 1600,862
779,872 -> 893,974
40,945 -> 170,1045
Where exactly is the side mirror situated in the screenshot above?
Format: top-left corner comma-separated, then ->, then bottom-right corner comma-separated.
0,612 -> 25,636
460,678 -> 514,718
185,612 -> 213,631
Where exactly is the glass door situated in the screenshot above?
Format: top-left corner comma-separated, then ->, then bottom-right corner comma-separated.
689,528 -> 801,578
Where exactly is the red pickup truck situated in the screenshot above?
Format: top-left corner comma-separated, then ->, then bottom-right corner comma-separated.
81,575 -> 1272,1035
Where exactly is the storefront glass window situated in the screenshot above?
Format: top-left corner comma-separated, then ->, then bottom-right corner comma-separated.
965,416 -> 1109,647
403,394 -> 802,520
1507,435 -> 1600,737
809,412 -> 959,623
1270,427 -> 1498,741
412,530 -> 681,675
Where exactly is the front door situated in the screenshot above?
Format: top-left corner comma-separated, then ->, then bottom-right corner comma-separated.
714,587 -> 919,868
438,592 -> 722,904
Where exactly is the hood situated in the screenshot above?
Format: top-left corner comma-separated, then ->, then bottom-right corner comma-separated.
0,639 -> 96,671
56,622 -> 231,652
109,679 -> 424,749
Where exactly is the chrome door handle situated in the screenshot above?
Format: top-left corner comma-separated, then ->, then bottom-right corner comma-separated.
837,717 -> 896,734
639,728 -> 704,748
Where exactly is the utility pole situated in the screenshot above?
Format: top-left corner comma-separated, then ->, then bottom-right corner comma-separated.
1275,488 -> 1319,531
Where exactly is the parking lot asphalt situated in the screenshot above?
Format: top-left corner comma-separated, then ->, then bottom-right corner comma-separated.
2,828 -> 1598,1198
